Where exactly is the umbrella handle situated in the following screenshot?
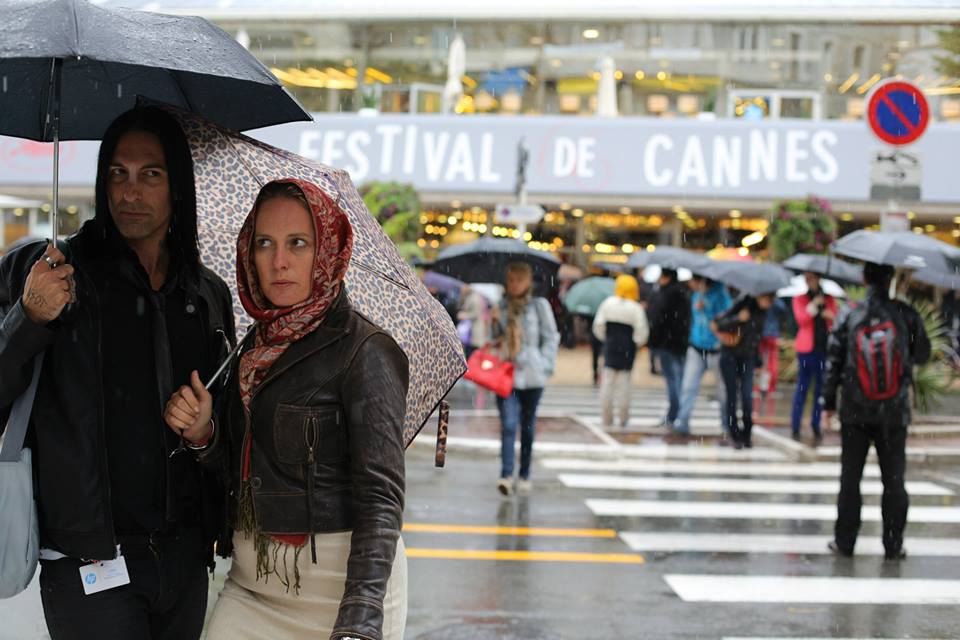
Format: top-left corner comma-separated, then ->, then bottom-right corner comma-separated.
205,323 -> 256,391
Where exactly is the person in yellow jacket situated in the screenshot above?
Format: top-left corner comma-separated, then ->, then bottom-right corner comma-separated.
593,275 -> 649,428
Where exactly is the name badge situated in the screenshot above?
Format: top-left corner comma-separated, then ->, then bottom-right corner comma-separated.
78,552 -> 130,595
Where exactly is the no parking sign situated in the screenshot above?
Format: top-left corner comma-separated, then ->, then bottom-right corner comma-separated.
867,80 -> 930,146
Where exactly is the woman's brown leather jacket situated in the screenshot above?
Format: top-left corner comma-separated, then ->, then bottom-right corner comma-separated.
200,290 -> 409,640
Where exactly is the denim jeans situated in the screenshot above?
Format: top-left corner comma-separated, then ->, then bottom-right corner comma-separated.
654,349 -> 686,425
496,387 -> 544,479
720,351 -> 755,444
792,351 -> 826,436
675,347 -> 727,435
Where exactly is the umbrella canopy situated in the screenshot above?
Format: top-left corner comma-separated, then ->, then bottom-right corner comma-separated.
782,253 -> 863,284
0,0 -> 310,140
641,264 -> 693,283
563,277 -> 615,316
432,237 -> 561,296
777,274 -> 846,299
911,268 -> 960,291
422,270 -> 464,297
0,0 -> 310,238
704,261 -> 792,297
832,230 -> 960,272
559,263 -> 584,282
596,56 -> 618,117
169,106 -> 464,448
627,246 -> 711,271
470,283 -> 503,306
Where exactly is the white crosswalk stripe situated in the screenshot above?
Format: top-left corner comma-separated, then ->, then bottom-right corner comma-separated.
621,532 -> 960,556
586,498 -> 960,523
543,458 -> 882,478
666,574 -> 960,605
559,473 -> 952,496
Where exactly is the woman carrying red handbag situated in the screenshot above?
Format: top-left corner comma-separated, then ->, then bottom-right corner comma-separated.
489,263 -> 560,497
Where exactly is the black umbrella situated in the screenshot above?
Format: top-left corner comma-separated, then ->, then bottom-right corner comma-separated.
626,245 -> 711,272
0,0 -> 311,235
432,237 -> 561,295
831,230 -> 960,273
703,261 -> 792,297
782,253 -> 864,284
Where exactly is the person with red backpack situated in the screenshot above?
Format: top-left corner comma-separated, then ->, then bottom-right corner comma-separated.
822,261 -> 930,561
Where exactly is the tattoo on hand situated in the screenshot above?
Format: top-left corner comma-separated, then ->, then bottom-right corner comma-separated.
26,290 -> 45,309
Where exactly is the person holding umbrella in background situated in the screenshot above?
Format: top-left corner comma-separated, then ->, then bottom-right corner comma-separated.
0,107 -> 235,639
711,291 -> 775,449
668,276 -> 731,443
490,262 -> 560,496
592,274 -> 649,429
790,270 -> 838,444
646,268 -> 691,430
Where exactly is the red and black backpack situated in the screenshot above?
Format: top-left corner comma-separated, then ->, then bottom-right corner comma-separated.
850,303 -> 906,401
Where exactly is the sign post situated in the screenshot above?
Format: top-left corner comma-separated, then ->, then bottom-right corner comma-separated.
865,79 -> 929,232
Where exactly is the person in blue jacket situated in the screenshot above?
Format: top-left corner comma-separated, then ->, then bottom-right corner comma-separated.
667,277 -> 732,442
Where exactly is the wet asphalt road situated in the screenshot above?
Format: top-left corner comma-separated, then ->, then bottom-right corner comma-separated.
401,444 -> 960,640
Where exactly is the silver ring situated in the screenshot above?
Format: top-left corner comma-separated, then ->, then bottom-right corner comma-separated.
43,255 -> 58,269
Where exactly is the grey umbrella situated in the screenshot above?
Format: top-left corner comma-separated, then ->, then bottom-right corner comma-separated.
431,237 -> 561,296
831,230 -> 960,273
626,245 -> 711,272
782,253 -> 864,284
0,0 -> 310,235
704,261 -> 792,297
911,268 -> 960,291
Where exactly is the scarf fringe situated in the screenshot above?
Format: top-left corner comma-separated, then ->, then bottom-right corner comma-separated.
238,479 -> 304,594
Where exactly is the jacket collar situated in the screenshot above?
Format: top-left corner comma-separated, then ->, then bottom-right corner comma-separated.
249,287 -> 353,396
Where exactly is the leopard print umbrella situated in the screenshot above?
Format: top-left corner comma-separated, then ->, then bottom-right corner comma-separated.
171,107 -> 465,448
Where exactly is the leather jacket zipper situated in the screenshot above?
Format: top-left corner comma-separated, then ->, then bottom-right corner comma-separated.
82,265 -> 118,557
306,416 -> 319,563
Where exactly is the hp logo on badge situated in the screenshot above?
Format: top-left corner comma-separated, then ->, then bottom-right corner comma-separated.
85,573 -> 97,585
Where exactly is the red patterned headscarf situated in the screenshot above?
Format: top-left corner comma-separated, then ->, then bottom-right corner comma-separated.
236,178 -> 354,411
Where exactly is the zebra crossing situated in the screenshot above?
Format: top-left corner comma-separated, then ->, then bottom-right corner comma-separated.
538,384 -> 728,434
541,440 -> 960,637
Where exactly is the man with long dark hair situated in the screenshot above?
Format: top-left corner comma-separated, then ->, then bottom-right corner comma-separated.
0,107 -> 235,639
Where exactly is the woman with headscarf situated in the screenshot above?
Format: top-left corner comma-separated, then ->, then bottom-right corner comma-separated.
164,179 -> 408,640
489,262 -> 560,496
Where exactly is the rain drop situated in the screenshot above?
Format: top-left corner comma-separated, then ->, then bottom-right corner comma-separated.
1,76 -> 6,93
117,84 -> 123,98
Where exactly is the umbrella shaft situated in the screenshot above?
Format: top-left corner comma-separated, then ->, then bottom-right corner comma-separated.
47,58 -> 63,242
52,133 -> 59,241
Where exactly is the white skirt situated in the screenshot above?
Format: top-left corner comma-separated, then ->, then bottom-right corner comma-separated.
206,531 -> 407,640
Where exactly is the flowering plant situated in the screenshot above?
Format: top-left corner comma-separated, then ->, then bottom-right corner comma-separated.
768,196 -> 837,262
359,181 -> 422,260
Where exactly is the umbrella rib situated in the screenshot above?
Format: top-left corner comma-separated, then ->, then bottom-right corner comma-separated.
169,69 -> 197,113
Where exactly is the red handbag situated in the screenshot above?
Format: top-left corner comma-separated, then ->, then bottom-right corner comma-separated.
464,347 -> 515,398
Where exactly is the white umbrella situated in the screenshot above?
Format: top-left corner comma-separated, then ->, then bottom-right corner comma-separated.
470,283 -> 503,305
596,56 -> 618,117
641,264 -> 692,283
442,33 -> 466,114
777,274 -> 846,299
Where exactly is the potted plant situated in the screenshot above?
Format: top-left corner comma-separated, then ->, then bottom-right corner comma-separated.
359,181 -> 422,261
768,196 -> 837,262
